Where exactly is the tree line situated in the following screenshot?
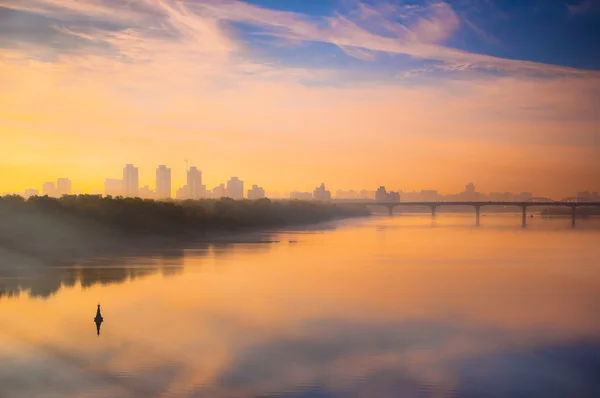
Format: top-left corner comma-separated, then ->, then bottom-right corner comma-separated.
0,194 -> 370,235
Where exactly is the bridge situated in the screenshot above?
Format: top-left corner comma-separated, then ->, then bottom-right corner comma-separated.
336,201 -> 600,228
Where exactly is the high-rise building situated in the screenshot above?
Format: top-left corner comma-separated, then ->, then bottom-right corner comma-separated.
123,164 -> 139,197
187,167 -> 205,199
313,183 -> 332,201
247,184 -> 265,200
42,181 -> 56,197
56,178 -> 72,196
226,177 -> 244,199
104,178 -> 123,197
156,165 -> 171,199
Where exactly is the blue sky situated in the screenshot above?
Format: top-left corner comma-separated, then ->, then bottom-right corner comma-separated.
1,0 -> 599,196
239,0 -> 600,70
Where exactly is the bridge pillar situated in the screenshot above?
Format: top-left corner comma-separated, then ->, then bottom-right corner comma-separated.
431,206 -> 437,219
387,205 -> 394,217
522,206 -> 527,228
475,205 -> 481,227
571,206 -> 576,228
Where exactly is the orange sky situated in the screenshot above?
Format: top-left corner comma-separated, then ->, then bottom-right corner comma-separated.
1,0 -> 599,197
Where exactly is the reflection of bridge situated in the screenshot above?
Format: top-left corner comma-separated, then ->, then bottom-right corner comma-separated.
337,201 -> 600,228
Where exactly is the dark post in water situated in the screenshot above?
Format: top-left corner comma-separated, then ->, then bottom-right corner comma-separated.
94,304 -> 104,336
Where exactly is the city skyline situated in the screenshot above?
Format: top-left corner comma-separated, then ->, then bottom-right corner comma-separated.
12,163 -> 600,202
1,0 -> 599,198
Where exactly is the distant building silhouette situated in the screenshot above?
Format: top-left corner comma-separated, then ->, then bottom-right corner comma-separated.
42,181 -> 56,197
459,182 -> 480,201
420,190 -> 438,202
577,191 -> 600,202
212,183 -> 227,198
156,165 -> 171,199
376,186 -> 400,202
336,189 -> 359,200
466,183 -> 475,195
489,192 -> 514,202
359,189 -> 376,200
56,178 -> 72,196
375,186 -> 387,202
104,178 -> 123,197
23,188 -> 38,199
227,177 -> 244,199
290,191 -> 312,200
175,185 -> 188,200
313,183 -> 331,201
123,164 -> 139,197
139,185 -> 154,199
247,184 -> 265,200
515,192 -> 533,202
187,167 -> 206,199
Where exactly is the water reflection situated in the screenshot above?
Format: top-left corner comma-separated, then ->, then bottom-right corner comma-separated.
0,229 -> 283,299
0,246 -> 187,299
0,216 -> 599,397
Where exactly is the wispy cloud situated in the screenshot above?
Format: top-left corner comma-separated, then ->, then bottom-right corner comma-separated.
2,0 -> 599,79
0,0 -> 599,195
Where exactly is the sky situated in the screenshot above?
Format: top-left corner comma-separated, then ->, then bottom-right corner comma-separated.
1,0 -> 599,197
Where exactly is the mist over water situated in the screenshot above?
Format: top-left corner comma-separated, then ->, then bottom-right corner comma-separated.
1,215 -> 599,398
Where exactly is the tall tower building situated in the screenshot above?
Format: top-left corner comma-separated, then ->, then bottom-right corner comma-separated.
187,167 -> 205,200
123,164 -> 139,197
56,178 -> 72,196
226,177 -> 244,199
156,165 -> 172,199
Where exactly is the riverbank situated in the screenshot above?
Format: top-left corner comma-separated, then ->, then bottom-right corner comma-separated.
0,195 -> 369,268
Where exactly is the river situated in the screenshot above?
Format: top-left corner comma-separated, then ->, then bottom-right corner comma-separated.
1,214 -> 599,397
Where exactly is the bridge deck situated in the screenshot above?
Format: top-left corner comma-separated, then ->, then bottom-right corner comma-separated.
337,201 -> 600,207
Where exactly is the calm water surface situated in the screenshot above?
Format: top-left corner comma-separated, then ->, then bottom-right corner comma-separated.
1,215 -> 600,397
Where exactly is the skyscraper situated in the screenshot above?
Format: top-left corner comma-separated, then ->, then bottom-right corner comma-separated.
187,167 -> 205,199
123,164 -> 139,197
56,178 -> 72,196
226,177 -> 244,199
156,165 -> 171,199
